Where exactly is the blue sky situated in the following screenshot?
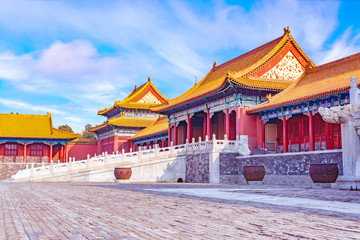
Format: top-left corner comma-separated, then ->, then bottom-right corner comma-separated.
1,0 -> 360,133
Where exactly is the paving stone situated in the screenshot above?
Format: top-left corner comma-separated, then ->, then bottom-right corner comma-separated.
1,182 -> 360,239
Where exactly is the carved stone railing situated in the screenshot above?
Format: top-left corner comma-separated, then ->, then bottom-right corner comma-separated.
11,134 -> 250,181
319,76 -> 360,190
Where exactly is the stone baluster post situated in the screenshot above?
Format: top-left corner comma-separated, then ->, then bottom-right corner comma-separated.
224,134 -> 228,150
68,158 -> 72,171
154,144 -> 158,157
50,160 -> 54,175
170,141 -> 174,155
86,154 -> 91,168
236,135 -> 240,150
30,163 -> 35,178
185,139 -> 189,153
122,149 -> 125,162
209,134 -> 219,183
138,147 -> 142,161
104,152 -> 108,165
212,134 -> 216,149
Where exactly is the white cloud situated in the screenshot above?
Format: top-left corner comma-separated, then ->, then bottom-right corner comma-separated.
33,40 -> 119,78
0,98 -> 66,115
319,27 -> 360,64
64,116 -> 84,124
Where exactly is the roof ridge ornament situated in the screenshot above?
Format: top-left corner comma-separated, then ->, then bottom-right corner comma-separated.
283,26 -> 290,36
213,61 -> 217,68
148,76 -> 151,82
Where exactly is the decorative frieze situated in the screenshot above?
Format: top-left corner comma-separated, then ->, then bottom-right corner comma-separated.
123,111 -> 158,118
169,93 -> 260,123
261,95 -> 349,121
97,128 -> 140,140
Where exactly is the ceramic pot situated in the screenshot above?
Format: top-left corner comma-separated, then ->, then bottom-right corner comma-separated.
114,167 -> 132,180
243,166 -> 266,181
309,164 -> 339,183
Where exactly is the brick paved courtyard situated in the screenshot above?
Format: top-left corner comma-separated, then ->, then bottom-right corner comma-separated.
1,182 -> 360,239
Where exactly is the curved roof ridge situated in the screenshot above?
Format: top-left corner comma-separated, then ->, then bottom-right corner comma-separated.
308,52 -> 360,73
214,36 -> 284,71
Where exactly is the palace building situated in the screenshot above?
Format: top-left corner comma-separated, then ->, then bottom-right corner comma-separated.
152,27 -> 316,150
249,52 -> 360,152
129,115 -> 169,149
90,78 -> 168,154
0,113 -> 78,163
89,27 -> 359,155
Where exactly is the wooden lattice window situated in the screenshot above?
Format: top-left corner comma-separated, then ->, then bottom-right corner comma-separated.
30,143 -> 43,156
5,143 -> 18,156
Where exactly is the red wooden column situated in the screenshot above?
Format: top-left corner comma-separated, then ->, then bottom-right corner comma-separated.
59,145 -> 63,162
298,118 -> 303,152
187,114 -> 192,141
261,120 -> 265,150
206,109 -> 211,140
113,137 -> 118,153
173,124 -> 178,145
64,143 -> 68,162
49,142 -> 53,163
203,113 -> 207,140
168,125 -> 171,147
235,106 -> 242,137
325,122 -> 331,150
161,139 -> 165,148
309,111 -> 315,151
23,142 -> 27,163
282,116 -> 288,153
97,140 -> 102,154
225,109 -> 230,138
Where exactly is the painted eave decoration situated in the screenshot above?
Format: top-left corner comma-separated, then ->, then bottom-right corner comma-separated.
248,52 -> 360,114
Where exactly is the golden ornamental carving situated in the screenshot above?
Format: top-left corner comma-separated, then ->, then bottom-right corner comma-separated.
261,51 -> 304,81
137,91 -> 161,104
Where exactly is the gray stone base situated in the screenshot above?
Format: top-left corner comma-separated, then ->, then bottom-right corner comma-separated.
115,179 -> 131,183
337,176 -> 360,190
221,175 -> 315,186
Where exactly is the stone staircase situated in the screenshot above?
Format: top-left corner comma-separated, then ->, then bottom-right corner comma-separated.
11,135 -> 250,183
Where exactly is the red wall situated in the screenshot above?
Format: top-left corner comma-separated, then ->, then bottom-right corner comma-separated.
97,136 -> 131,154
239,106 -> 259,147
68,143 -> 98,160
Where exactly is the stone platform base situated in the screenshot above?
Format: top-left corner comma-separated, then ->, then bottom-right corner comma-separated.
247,181 -> 264,185
115,179 -> 131,183
337,176 -> 360,190
313,183 -> 338,189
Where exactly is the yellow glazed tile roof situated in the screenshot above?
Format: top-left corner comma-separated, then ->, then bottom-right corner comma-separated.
99,78 -> 168,115
152,28 -> 315,112
0,113 -> 78,139
249,52 -> 360,113
90,116 -> 157,132
89,122 -> 108,132
229,76 -> 293,91
130,116 -> 168,140
109,116 -> 156,128
69,138 -> 97,144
